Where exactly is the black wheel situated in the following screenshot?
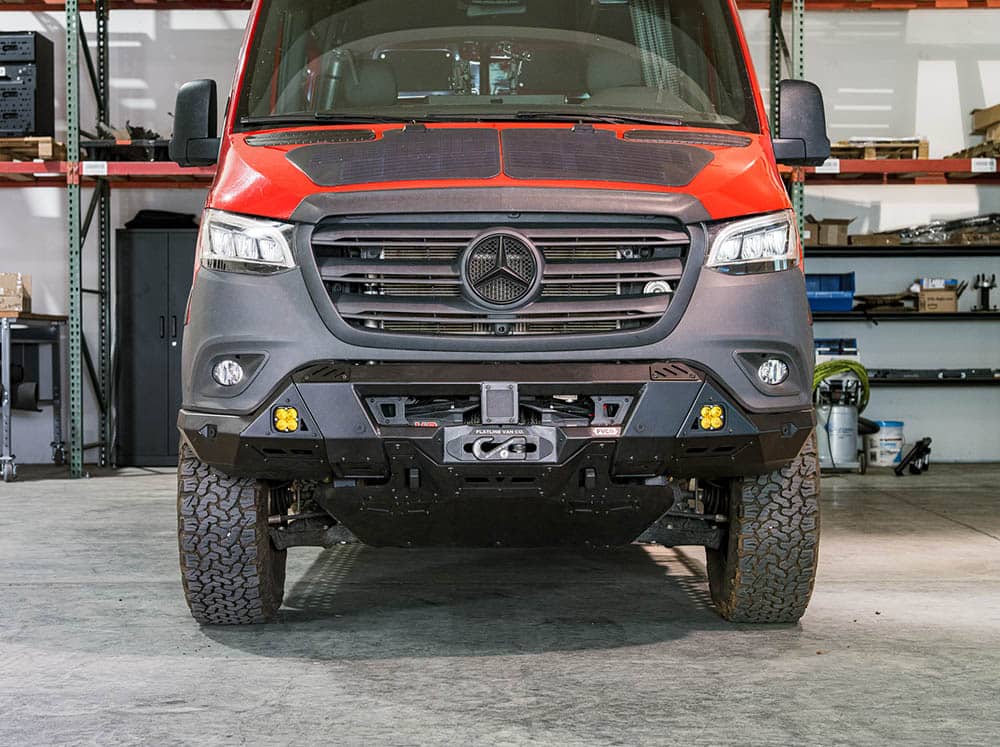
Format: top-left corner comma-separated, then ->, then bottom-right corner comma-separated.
177,443 -> 286,625
706,433 -> 820,623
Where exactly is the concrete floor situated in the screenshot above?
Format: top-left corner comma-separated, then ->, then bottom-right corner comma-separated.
1,464 -> 999,745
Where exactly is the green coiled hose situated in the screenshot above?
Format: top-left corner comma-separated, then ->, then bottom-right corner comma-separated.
813,359 -> 871,413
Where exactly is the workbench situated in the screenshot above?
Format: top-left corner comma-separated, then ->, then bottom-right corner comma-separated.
1,312 -> 67,482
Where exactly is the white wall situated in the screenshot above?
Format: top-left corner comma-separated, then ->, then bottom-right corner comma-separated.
2,8 -> 998,463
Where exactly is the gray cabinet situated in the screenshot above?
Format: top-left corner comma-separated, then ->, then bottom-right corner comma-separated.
115,229 -> 197,466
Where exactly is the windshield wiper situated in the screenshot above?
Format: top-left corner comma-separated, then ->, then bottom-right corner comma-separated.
241,113 -> 429,128
241,111 -> 688,129
510,111 -> 686,127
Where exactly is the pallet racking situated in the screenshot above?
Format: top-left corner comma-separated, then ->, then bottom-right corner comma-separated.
0,0 -> 996,474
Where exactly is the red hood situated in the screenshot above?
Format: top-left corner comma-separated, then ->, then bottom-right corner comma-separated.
208,122 -> 790,222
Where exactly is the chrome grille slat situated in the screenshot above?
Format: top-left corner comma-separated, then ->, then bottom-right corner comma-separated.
313,221 -> 688,337
379,321 -> 623,335
540,248 -> 619,261
335,293 -> 669,316
365,285 -> 462,297
543,258 -> 681,276
541,284 -> 620,297
349,278 -> 463,286
533,239 -> 685,247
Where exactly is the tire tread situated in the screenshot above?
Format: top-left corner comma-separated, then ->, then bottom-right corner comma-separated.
177,444 -> 285,625
708,433 -> 821,623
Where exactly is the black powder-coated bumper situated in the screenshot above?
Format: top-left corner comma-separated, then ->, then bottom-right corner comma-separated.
179,362 -> 813,546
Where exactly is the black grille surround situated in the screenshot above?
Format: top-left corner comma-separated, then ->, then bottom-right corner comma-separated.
311,215 -> 690,338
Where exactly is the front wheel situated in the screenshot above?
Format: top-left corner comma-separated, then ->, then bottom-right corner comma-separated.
706,433 -> 821,623
177,443 -> 287,625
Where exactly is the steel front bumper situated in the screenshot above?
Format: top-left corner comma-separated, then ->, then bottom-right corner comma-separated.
179,362 -> 812,545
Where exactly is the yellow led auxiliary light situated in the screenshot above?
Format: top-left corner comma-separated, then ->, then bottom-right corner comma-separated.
699,405 -> 725,431
273,406 -> 299,433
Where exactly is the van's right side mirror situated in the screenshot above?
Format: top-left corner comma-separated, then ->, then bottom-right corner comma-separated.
170,79 -> 220,167
772,80 -> 831,167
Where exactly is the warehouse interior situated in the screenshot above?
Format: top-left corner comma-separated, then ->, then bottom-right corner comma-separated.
1,0 -> 999,743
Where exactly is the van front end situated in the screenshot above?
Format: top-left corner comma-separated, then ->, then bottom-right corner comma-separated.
172,0 -> 830,626
179,194 -> 815,542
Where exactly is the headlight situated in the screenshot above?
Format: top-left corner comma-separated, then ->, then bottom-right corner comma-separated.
198,209 -> 296,273
705,211 -> 798,275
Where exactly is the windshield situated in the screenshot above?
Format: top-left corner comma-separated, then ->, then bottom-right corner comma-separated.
236,0 -> 759,133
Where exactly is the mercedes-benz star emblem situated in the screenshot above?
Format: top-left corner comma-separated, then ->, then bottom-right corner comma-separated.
463,233 -> 540,307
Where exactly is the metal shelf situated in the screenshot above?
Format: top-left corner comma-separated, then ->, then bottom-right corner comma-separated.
3,162 -> 995,192
0,161 -> 65,186
806,244 -> 1000,257
9,0 -> 992,477
739,0 -> 999,7
814,311 -> 1000,321
0,0 -> 249,9
785,159 -> 1000,185
7,0 -> 994,9
2,0 -> 239,475
0,161 -> 214,188
869,377 -> 1000,387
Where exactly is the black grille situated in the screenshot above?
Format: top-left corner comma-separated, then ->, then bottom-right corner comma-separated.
312,216 -> 688,337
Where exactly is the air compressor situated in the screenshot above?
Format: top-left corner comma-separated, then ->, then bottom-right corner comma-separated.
813,339 -> 873,473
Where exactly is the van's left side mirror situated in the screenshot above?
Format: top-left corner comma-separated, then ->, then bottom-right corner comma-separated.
772,79 -> 830,167
170,79 -> 220,167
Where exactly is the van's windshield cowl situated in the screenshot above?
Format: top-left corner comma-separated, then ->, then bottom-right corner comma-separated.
236,0 -> 759,133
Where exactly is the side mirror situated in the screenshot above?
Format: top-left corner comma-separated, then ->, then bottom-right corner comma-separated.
772,79 -> 830,167
169,79 -> 220,167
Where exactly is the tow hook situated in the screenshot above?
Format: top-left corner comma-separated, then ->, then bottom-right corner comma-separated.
471,436 -> 528,461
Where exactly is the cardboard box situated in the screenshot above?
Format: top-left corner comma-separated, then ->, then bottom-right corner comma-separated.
971,103 -> 1000,138
802,218 -> 819,247
918,289 -> 958,313
848,232 -> 902,246
0,272 -> 31,313
803,215 -> 854,246
953,229 -> 1000,245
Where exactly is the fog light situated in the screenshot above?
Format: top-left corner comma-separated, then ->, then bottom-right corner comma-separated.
212,359 -> 244,387
643,280 -> 673,295
699,405 -> 725,431
274,407 -> 299,433
757,358 -> 790,386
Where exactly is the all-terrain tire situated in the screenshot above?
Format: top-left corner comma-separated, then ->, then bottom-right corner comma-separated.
177,443 -> 286,625
706,433 -> 820,623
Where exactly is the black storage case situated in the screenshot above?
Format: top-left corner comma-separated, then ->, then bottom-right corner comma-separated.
115,228 -> 198,466
0,32 -> 54,137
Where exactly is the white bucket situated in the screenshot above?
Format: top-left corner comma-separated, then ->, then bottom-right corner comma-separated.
866,421 -> 905,467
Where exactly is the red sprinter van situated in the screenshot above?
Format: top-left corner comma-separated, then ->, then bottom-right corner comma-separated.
170,0 -> 830,625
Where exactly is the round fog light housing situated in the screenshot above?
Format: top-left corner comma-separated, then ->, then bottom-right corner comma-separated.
643,280 -> 673,295
757,358 -> 789,386
212,359 -> 245,387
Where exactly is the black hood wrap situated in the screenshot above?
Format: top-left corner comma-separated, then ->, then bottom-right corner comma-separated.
285,126 -> 715,189
285,127 -> 501,187
501,127 -> 713,186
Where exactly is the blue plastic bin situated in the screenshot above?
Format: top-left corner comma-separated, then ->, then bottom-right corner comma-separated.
806,272 -> 856,312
